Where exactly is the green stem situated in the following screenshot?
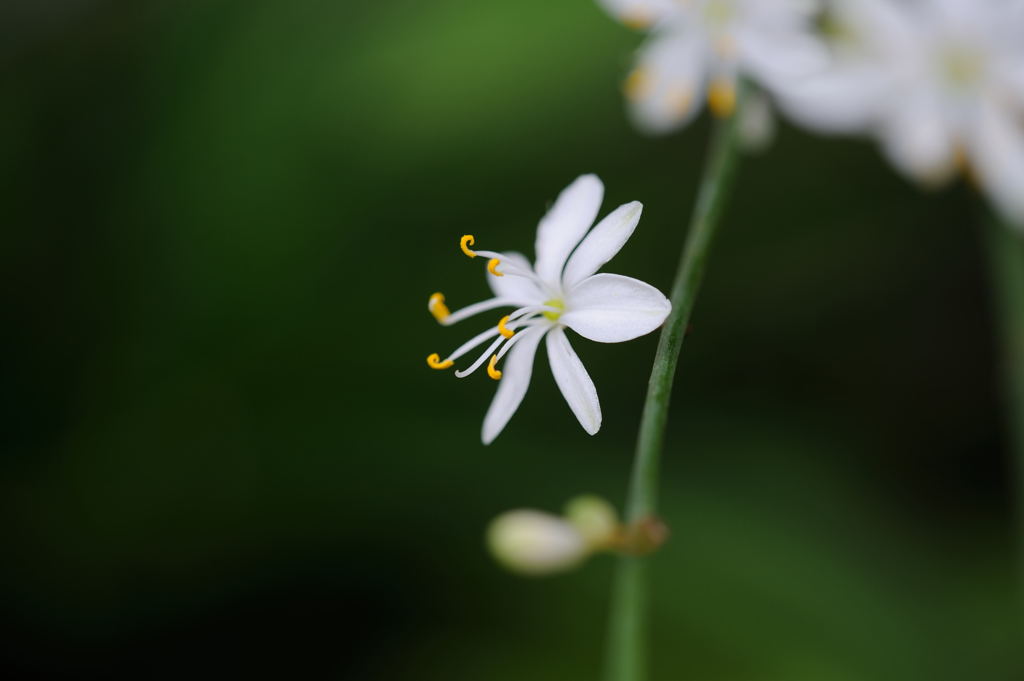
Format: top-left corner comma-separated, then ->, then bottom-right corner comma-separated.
604,105 -> 744,681
984,217 -> 1024,613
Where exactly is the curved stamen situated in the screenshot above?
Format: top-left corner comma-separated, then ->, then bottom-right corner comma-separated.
447,326 -> 501,362
495,304 -> 559,339
455,334 -> 507,378
495,321 -> 543,362
474,252 -> 549,288
487,355 -> 502,380
426,353 -> 454,370
496,263 -> 549,290
455,319 -> 545,378
428,292 -> 450,323
456,235 -> 552,292
507,304 -> 559,322
497,315 -> 515,339
479,321 -> 549,380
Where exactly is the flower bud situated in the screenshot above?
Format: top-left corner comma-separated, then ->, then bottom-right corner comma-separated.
487,510 -> 588,576
564,495 -> 619,548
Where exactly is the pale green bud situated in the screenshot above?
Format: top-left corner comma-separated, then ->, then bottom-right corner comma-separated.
564,495 -> 620,547
487,510 -> 588,576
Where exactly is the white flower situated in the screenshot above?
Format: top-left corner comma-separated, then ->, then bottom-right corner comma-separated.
775,0 -> 1024,225
426,175 -> 671,444
598,0 -> 824,133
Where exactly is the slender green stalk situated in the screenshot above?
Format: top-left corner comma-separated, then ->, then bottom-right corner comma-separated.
984,217 -> 1024,614
604,105 -> 744,681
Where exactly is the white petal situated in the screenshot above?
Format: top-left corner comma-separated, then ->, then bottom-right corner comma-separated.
596,0 -> 681,28
534,175 -> 604,285
970,97 -> 1024,227
768,0 -> 916,134
481,325 -> 546,445
772,66 -> 892,134
878,91 -> 956,186
561,201 -> 642,289
628,28 -> 707,135
546,328 -> 601,436
736,23 -> 828,87
486,251 -> 544,305
561,273 -> 671,344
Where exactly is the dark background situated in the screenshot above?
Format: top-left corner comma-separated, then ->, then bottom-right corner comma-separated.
2,0 -> 1020,679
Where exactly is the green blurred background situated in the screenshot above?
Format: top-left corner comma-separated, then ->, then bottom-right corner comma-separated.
2,0 -> 1021,678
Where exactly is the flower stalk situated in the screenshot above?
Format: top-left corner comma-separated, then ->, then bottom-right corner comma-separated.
984,217 -> 1024,608
604,96 -> 745,681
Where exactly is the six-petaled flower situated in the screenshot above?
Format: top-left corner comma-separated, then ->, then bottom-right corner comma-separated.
427,175 -> 671,444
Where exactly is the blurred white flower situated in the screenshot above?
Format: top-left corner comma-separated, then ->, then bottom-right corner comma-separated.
776,0 -> 1024,224
597,0 -> 824,133
427,175 -> 671,444
487,510 -> 589,576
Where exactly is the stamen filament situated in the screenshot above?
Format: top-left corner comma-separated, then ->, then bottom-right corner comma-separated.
446,326 -> 503,363
495,322 -> 539,362
455,334 -> 507,378
444,298 -> 513,326
470,250 -> 549,288
507,304 -> 558,322
456,238 -> 551,291
454,319 -> 542,378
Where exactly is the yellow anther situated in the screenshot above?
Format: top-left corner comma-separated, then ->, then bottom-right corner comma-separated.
487,258 -> 503,277
460,234 -> 477,258
497,315 -> 515,339
708,78 -> 736,118
714,34 -> 737,58
953,144 -> 980,190
665,86 -> 693,118
428,292 -> 450,323
624,68 -> 650,101
487,355 -> 502,380
622,11 -> 651,30
427,353 -> 454,370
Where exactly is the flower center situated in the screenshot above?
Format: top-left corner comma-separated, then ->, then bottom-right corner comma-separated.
543,299 -> 565,322
817,10 -> 860,50
702,0 -> 737,28
939,45 -> 983,91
